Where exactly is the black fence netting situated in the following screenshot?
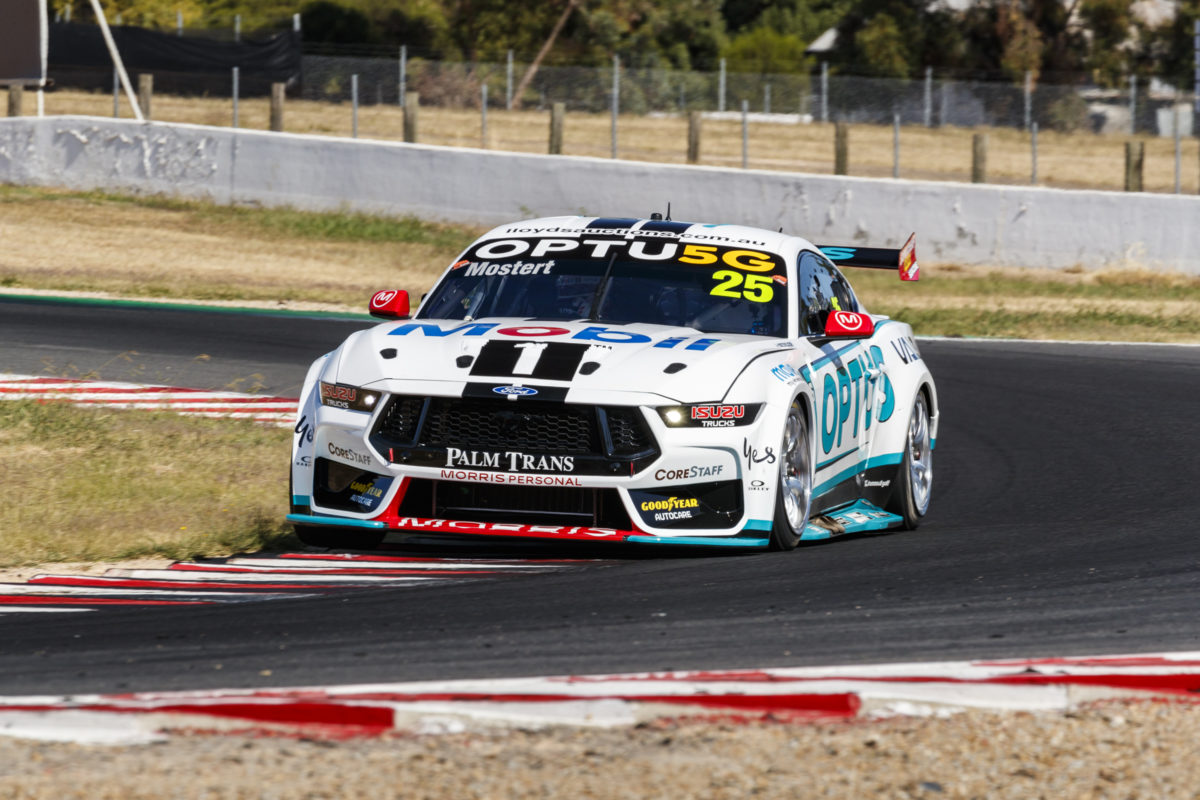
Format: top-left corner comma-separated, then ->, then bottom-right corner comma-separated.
47,22 -> 301,96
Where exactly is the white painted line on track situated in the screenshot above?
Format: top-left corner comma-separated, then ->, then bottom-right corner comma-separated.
0,584 -> 309,600
108,568 -> 443,584
222,557 -> 565,571
0,374 -> 298,427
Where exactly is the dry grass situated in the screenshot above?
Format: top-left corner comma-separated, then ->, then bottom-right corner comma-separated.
0,400 -> 292,565
22,88 -> 1200,195
0,185 -> 479,306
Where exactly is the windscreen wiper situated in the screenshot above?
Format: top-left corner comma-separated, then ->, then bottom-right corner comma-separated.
585,250 -> 619,321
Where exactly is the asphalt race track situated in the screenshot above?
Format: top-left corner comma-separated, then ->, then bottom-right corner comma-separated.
1,296 -> 1198,696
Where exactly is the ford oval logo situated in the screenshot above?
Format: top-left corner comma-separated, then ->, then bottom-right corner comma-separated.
492,385 -> 538,397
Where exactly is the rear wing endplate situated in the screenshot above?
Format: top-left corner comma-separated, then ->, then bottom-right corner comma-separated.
818,233 -> 919,281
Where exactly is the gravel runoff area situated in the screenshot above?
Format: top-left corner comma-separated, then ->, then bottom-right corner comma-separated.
1,701 -> 1198,798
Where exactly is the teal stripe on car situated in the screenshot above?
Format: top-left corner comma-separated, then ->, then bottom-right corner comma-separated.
813,452 -> 903,496
285,513 -> 387,529
817,449 -> 858,471
627,535 -> 770,547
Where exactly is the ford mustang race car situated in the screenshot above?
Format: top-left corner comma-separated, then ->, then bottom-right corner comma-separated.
288,216 -> 938,551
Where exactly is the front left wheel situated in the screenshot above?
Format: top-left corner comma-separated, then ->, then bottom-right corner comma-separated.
770,401 -> 814,551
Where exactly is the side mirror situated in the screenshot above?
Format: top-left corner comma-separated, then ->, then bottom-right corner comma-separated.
369,290 -> 410,319
822,310 -> 875,339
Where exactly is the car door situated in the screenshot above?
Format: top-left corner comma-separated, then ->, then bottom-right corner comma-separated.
796,251 -> 872,506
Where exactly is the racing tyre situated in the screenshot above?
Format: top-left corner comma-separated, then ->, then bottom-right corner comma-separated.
888,391 -> 933,530
295,525 -> 386,551
770,401 -> 814,551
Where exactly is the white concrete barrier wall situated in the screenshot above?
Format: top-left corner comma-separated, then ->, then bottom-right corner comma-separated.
2,116 -> 1197,273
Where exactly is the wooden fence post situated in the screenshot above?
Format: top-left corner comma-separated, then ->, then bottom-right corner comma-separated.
686,110 -> 701,164
7,86 -> 23,117
548,102 -> 564,155
269,83 -> 285,132
1124,140 -> 1144,192
834,122 -> 848,175
971,133 -> 987,183
137,74 -> 153,120
403,91 -> 419,143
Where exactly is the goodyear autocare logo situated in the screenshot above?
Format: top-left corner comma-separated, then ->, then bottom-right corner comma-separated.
639,496 -> 700,523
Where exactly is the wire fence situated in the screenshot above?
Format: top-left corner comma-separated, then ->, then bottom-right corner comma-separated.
297,55 -> 1199,138
21,50 -> 1200,195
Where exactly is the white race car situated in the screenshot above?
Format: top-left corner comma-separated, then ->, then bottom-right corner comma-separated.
288,216 -> 938,551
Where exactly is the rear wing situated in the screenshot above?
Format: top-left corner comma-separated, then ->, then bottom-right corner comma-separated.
817,233 -> 919,281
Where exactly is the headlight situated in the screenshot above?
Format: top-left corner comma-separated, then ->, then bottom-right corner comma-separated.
319,382 -> 382,413
656,403 -> 762,428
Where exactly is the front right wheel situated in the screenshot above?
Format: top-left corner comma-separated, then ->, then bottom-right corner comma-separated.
770,401 -> 813,551
887,390 -> 933,530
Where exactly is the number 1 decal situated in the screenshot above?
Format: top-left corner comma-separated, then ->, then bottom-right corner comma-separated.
512,341 -> 549,375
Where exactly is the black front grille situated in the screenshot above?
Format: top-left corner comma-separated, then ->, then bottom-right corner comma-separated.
371,396 -> 659,471
374,396 -> 423,444
423,398 -> 597,452
604,407 -> 653,455
395,479 -> 632,529
437,482 -> 594,522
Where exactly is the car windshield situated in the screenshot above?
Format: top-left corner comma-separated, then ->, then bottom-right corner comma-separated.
419,240 -> 789,337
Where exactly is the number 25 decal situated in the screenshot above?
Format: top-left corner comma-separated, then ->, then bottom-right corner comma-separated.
710,270 -> 775,302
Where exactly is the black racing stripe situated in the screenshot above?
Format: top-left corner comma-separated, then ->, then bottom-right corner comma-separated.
469,341 -> 589,381
586,218 -> 640,230
640,220 -> 693,234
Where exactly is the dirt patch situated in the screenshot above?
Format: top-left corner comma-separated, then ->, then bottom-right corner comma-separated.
0,558 -> 174,584
0,702 -> 1196,798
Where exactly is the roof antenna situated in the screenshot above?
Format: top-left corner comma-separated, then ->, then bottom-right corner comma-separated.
665,202 -> 672,221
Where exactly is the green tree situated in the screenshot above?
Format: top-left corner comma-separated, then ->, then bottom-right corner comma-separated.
829,0 -> 965,77
998,3 -> 1043,80
1146,0 -> 1200,90
300,0 -> 375,44
724,26 -> 811,74
52,0 -> 206,29
855,13 -> 909,77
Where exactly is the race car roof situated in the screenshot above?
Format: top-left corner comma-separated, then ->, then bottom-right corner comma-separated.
478,216 -> 812,256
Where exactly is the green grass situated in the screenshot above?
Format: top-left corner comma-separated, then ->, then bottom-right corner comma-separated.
874,305 -> 1200,341
0,400 -> 296,566
0,184 -> 480,250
